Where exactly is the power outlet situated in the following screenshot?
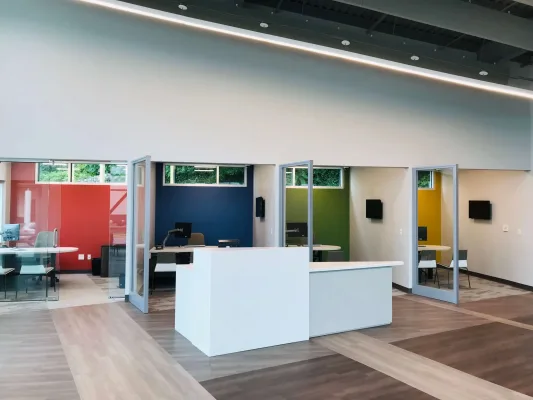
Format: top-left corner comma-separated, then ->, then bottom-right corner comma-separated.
78,254 -> 85,261
517,229 -> 522,235
87,254 -> 92,260
502,225 -> 509,232
399,229 -> 403,235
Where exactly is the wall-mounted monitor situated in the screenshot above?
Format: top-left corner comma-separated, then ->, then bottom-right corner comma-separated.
255,197 -> 265,218
418,226 -> 428,242
366,199 -> 383,220
469,200 -> 492,220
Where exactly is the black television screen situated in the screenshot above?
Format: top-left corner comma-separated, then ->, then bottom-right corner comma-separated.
418,226 -> 428,241
469,200 -> 492,220
366,199 -> 383,219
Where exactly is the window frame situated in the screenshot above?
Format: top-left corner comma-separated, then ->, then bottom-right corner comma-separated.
285,166 -> 344,189
163,164 -> 248,187
35,162 -> 127,185
417,170 -> 434,190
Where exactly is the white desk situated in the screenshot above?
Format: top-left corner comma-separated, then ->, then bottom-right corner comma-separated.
418,245 -> 450,252
174,247 -> 402,357
150,246 -> 217,254
309,261 -> 403,337
0,247 -> 78,255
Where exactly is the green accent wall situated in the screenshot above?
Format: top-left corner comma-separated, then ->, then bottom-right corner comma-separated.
286,169 -> 350,260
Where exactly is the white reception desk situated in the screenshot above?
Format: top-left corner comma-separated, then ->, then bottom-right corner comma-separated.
175,247 -> 402,357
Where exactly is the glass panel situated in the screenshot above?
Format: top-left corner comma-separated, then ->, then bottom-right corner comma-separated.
416,167 -> 454,293
105,164 -> 127,183
107,184 -> 127,299
37,162 -> 68,183
72,163 -> 101,183
284,164 -> 310,249
285,169 -> 294,186
133,162 -> 146,298
218,166 -> 245,185
1,162 -> 61,301
313,168 -> 342,187
174,165 -> 216,185
417,170 -> 433,189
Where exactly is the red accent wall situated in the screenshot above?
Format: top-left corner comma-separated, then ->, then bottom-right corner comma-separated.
9,163 -> 127,271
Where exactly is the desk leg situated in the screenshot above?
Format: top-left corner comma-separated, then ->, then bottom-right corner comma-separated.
45,275 -> 48,298
3,275 -> 6,299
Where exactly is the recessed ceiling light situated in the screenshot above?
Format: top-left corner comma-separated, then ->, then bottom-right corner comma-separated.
479,70 -> 488,76
410,55 -> 419,61
178,4 -> 187,10
341,40 -> 350,46
259,22 -> 268,28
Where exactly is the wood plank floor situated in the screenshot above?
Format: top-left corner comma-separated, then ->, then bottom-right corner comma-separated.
202,354 -> 437,400
360,296 -> 490,343
459,293 -> 533,320
52,302 -> 215,400
394,322 -> 533,397
0,309 -> 80,400
123,306 -> 334,381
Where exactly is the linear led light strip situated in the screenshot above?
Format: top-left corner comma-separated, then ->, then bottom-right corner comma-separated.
75,0 -> 533,101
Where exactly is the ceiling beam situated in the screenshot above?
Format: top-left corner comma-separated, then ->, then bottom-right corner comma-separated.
339,0 -> 533,51
366,13 -> 386,35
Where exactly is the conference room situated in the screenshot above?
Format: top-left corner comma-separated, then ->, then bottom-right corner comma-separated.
0,160 -> 127,301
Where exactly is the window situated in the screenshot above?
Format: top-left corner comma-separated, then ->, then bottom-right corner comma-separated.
285,167 -> 343,189
163,164 -> 247,186
72,163 -> 101,183
36,162 -> 127,184
37,162 -> 69,183
417,170 -> 433,189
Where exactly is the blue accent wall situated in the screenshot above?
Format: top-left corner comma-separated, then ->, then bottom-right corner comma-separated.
155,164 -> 254,247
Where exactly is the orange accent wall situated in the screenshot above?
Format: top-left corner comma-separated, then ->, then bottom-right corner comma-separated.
418,172 -> 442,260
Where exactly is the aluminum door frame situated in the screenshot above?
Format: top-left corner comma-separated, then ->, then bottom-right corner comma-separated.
411,165 -> 459,304
278,161 -> 314,261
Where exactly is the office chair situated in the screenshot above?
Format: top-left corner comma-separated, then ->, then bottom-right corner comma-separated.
418,250 -> 439,288
447,250 -> 471,289
188,233 -> 205,246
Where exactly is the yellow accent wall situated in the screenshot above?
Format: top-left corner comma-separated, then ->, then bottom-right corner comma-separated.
418,172 -> 441,260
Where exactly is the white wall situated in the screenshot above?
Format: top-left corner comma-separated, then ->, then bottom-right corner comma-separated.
441,170 -> 533,286
350,168 -> 411,288
0,0 -> 531,169
253,165 -> 279,247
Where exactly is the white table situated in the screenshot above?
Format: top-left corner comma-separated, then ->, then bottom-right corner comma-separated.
150,246 -> 217,254
0,247 -> 78,297
309,261 -> 403,337
418,245 -> 451,251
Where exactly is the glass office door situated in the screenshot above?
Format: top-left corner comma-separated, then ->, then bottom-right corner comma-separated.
278,161 -> 314,261
127,156 -> 151,313
412,165 -> 459,304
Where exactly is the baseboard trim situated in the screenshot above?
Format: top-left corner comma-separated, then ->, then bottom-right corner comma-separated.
393,282 -> 412,294
59,270 -> 92,274
462,270 -> 533,292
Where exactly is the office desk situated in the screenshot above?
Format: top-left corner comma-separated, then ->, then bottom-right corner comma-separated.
150,246 -> 218,254
0,247 -> 78,297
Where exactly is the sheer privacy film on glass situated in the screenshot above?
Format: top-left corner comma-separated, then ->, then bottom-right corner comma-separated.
163,164 -> 247,186
413,166 -> 459,304
0,178 -> 62,301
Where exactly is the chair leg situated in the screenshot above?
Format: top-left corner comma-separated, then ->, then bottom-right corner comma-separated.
465,268 -> 471,289
435,268 -> 440,289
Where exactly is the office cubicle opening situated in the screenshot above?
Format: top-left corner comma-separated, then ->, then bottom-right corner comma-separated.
0,158 -> 127,303
412,166 -> 459,304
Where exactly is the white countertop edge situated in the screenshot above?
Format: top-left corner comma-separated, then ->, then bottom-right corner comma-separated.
309,261 -> 403,273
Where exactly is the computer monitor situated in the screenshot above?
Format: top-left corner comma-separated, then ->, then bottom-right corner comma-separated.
173,222 -> 192,239
286,222 -> 308,238
1,224 -> 20,242
418,226 -> 428,242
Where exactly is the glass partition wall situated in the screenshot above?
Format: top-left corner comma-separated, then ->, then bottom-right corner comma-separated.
279,161 -> 313,261
0,162 -> 62,301
412,166 -> 459,304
